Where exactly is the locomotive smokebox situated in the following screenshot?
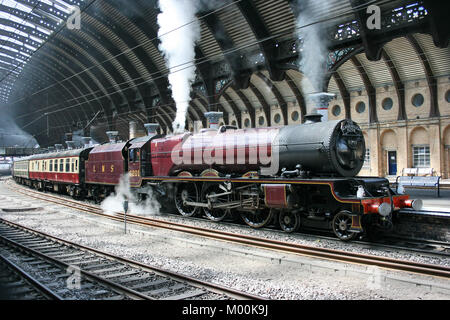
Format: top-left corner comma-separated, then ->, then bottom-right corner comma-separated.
276,118 -> 366,177
308,92 -> 336,122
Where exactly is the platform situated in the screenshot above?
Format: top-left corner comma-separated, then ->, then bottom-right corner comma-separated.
397,188 -> 450,213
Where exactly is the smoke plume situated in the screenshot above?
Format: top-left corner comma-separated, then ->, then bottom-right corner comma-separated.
157,0 -> 201,133
294,0 -> 331,111
0,115 -> 39,148
157,0 -> 228,133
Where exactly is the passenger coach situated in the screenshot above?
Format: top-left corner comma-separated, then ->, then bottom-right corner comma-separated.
16,148 -> 92,197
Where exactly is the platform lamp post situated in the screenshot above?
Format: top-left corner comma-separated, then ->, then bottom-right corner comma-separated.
123,197 -> 128,234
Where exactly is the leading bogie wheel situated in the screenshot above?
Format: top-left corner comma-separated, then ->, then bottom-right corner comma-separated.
278,210 -> 300,233
332,211 -> 357,241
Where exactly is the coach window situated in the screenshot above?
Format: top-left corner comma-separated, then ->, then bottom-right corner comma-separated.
75,160 -> 78,172
71,159 -> 75,172
49,160 -> 53,172
66,159 -> 70,172
54,159 -> 58,172
60,159 -> 64,172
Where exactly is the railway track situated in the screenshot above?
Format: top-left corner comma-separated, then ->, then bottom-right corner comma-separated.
5,181 -> 450,257
0,253 -> 60,300
3,183 -> 450,280
0,219 -> 261,300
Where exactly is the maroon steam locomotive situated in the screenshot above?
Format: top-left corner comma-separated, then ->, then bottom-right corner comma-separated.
13,115 -> 421,241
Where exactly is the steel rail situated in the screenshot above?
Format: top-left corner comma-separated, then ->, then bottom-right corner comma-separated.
0,253 -> 63,300
6,184 -> 450,279
0,233 -> 155,300
0,218 -> 263,300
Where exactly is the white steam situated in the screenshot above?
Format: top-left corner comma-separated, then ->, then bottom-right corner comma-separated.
0,115 -> 39,148
157,0 -> 227,133
157,0 -> 201,134
295,0 -> 331,112
101,173 -> 161,216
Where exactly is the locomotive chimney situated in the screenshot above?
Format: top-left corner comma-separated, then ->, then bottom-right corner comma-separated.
304,113 -> 323,124
204,112 -> 223,130
308,92 -> 336,122
106,131 -> 119,143
54,144 -> 63,151
144,123 -> 160,137
66,141 -> 76,150
82,137 -> 92,148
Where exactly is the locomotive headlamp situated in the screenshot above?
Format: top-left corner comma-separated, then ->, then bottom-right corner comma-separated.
411,199 -> 423,211
402,199 -> 423,210
378,202 -> 391,217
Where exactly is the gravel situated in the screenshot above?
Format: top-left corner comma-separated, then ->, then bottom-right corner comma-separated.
1,180 -> 449,300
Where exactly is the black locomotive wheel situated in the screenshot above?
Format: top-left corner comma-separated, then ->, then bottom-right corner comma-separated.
241,208 -> 273,229
202,184 -> 229,222
332,211 -> 357,241
278,210 -> 300,233
175,183 -> 199,217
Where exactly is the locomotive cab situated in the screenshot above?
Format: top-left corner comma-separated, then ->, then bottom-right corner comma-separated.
128,123 -> 162,188
128,136 -> 155,187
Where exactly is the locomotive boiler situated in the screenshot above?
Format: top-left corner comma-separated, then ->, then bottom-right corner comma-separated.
149,116 -> 365,178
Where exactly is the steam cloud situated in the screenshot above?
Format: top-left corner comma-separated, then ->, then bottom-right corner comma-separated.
157,0 -> 201,133
0,115 -> 39,148
101,173 -> 161,216
294,0 -> 331,112
157,0 -> 227,133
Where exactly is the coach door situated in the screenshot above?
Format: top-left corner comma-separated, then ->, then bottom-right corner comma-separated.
388,151 -> 397,176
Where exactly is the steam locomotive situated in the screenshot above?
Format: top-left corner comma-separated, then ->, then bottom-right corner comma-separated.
12,114 -> 421,241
